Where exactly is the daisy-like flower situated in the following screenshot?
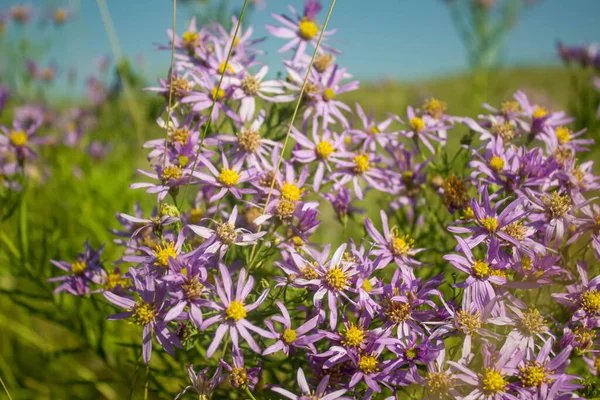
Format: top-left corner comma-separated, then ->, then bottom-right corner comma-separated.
210,110 -> 279,170
401,349 -> 462,399
349,103 -> 397,151
0,119 -> 49,163
174,365 -> 225,400
122,230 -> 187,269
201,264 -> 271,358
365,209 -> 425,274
448,188 -> 527,257
188,206 -> 266,256
321,186 -> 364,225
291,127 -> 345,191
265,0 -> 338,64
219,348 -> 262,390
541,124 -> 593,154
145,69 -> 194,100
263,301 -> 321,356
330,151 -> 391,200
104,268 -> 182,364
215,16 -> 265,59
166,16 -> 208,58
444,236 -> 507,307
271,368 -> 352,400
193,153 -> 256,202
514,90 -> 573,136
131,162 -> 197,202
229,65 -> 288,121
283,65 -> 359,129
49,241 -> 105,295
552,262 -> 600,326
181,73 -> 240,122
394,106 -> 449,153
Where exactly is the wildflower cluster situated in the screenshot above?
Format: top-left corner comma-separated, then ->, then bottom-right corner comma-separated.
48,1 -> 600,399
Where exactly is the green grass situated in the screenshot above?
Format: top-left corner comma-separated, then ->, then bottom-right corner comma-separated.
0,65 -> 597,399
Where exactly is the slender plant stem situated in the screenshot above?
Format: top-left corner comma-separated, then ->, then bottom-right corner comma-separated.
248,0 -> 338,265
161,0 -> 178,177
245,387 -> 258,400
0,376 -> 13,400
178,0 -> 250,210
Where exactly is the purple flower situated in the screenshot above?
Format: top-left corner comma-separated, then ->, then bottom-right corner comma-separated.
49,241 -> 105,295
219,348 -> 262,390
263,301 -> 321,356
174,365 -> 225,400
349,103 -> 397,151
394,106 -> 449,153
271,368 -> 352,400
193,153 -> 256,202
201,264 -> 271,358
104,268 -> 182,364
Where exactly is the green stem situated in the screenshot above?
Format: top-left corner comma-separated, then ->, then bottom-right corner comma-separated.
245,387 -> 258,400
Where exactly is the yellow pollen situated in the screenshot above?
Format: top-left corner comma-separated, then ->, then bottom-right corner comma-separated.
230,367 -> 248,388
301,264 -> 319,280
219,168 -> 240,186
71,260 -> 87,275
292,236 -> 304,247
10,131 -> 27,147
238,128 -> 261,153
502,222 -> 526,241
322,88 -> 336,102
405,347 -> 419,360
542,192 -> 572,218
556,126 -> 571,144
298,17 -> 319,40
226,300 -> 247,321
457,310 -> 481,335
282,328 -> 297,343
472,260 -> 490,279
463,207 -> 475,219
358,354 -> 378,374
316,141 -> 334,159
353,154 -> 370,174
410,117 -> 425,133
489,156 -> 505,172
532,107 -> 547,119
519,362 -> 551,387
385,297 -> 412,323
326,266 -> 347,291
182,31 -> 199,47
423,98 -> 448,119
281,183 -> 303,202
162,165 -> 183,181
341,323 -> 365,347
442,175 -> 469,211
595,358 -> 600,374
427,372 -> 452,395
132,302 -> 156,325
211,86 -> 226,101
182,276 -> 204,300
391,233 -> 414,256
276,199 -> 297,219
361,279 -> 373,293
314,54 -> 334,72
581,290 -> 600,314
521,256 -> 532,270
216,222 -> 237,245
190,208 -> 203,224
402,171 -> 414,184
178,156 -> 189,167
481,217 -> 498,233
482,368 -> 507,394
369,126 -> 380,135
153,242 -> 177,267
241,75 -> 260,96
171,128 -> 189,144
218,61 -> 234,75
492,122 -> 516,141
501,100 -> 522,115
106,272 -> 128,289
520,308 -> 546,335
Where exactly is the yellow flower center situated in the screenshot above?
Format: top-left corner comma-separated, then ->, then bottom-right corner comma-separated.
385,295 -> 412,323
521,256 -> 532,270
292,236 -> 304,247
211,86 -> 226,101
341,323 -> 365,347
519,308 -> 546,336
322,88 -> 336,102
226,300 -> 247,321
519,362 -> 551,387
556,126 -> 571,144
182,31 -> 199,47
301,264 -> 319,280
314,54 -> 334,72
462,206 -> 475,219
457,310 -> 481,335
542,192 -> 572,218
162,165 -> 183,181
218,61 -> 234,75
489,156 -> 504,172
238,128 -> 261,153
326,265 -> 347,291
482,368 -> 507,394
230,367 -> 248,388
132,302 -> 156,326
442,175 -> 469,211
298,17 -> 319,40
219,168 -> 240,187
361,279 -> 372,293
472,260 -> 490,279
316,141 -> 334,159
532,107 -> 547,119
405,347 -> 419,360
282,328 -> 297,344
481,217 -> 498,233
106,272 -> 128,289
277,199 -> 297,219
502,222 -> 526,241
595,358 -> 600,373
390,233 -> 414,256
423,98 -> 447,119
358,354 -> 378,374
171,128 -> 189,144
501,101 -> 522,115
153,242 -> 177,267
581,289 -> 600,314
190,208 -> 203,224
427,372 -> 452,395
10,131 -> 27,147
71,260 -> 87,275
182,276 -> 204,300
353,154 -> 370,174
241,75 -> 260,96
410,117 -> 425,133
216,222 -> 237,245
492,122 -> 516,141
178,156 -> 189,167
281,183 -> 302,202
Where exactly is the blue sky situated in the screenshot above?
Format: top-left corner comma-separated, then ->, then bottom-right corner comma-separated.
3,0 -> 600,94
